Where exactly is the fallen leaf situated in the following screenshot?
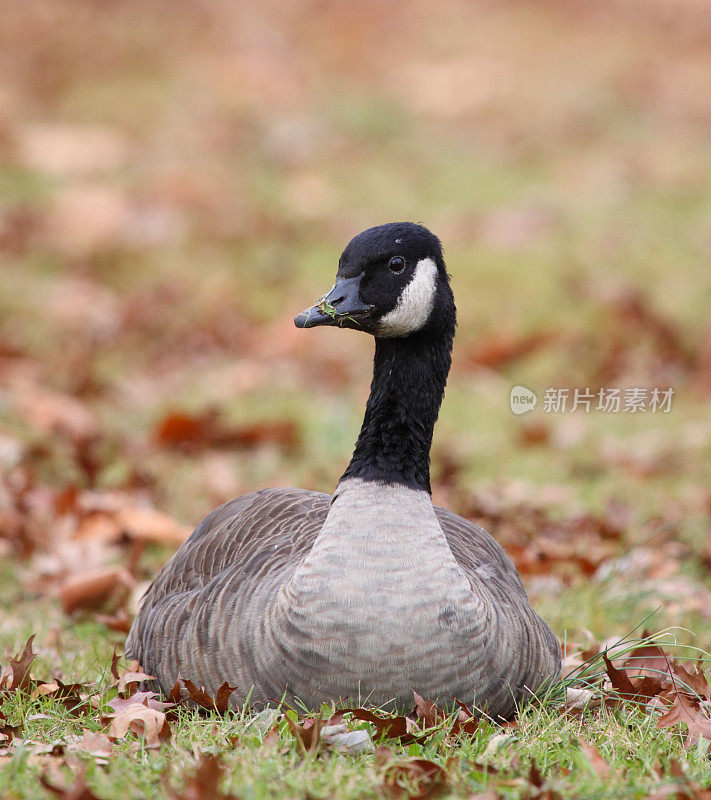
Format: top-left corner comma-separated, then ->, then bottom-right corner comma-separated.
108,702 -> 170,748
166,681 -> 183,704
110,647 -> 121,682
671,661 -> 711,702
154,410 -> 299,454
578,738 -> 611,780
116,670 -> 154,697
59,566 -> 134,615
604,653 -> 665,702
115,507 -> 191,546
68,730 -> 114,758
604,654 -> 639,698
39,768 -> 105,800
413,692 -> 443,728
94,609 -> 133,633
382,757 -> 449,800
623,633 -> 669,678
656,689 -> 711,748
163,753 -> 239,800
462,330 -> 554,371
284,714 -> 322,755
0,710 -> 21,742
38,679 -> 90,716
340,708 -> 424,744
564,688 -> 597,710
182,680 -> 239,712
3,634 -> 37,692
525,761 -> 561,800
320,723 -> 373,754
108,691 -> 173,715
412,693 -> 479,738
450,700 -> 480,736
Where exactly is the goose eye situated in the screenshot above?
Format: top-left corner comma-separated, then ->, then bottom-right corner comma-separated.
389,256 -> 405,273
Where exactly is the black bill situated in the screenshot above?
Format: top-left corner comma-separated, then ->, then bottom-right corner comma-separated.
294,275 -> 373,329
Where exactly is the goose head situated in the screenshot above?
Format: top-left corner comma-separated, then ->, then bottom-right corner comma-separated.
294,222 -> 455,339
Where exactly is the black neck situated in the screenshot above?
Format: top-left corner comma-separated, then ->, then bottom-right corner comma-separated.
340,329 -> 453,493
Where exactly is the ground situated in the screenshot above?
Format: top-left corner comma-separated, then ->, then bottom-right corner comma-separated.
2,1 -> 711,797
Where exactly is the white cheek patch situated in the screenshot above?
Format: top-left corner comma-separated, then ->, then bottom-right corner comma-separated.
378,257 -> 438,337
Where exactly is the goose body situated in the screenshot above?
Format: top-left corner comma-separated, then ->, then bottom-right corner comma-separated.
126,223 -> 561,718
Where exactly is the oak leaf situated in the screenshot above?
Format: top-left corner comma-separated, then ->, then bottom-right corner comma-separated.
656,689 -> 711,748
339,707 -> 424,744
182,680 -> 239,712
2,635 -> 37,693
108,702 -> 170,748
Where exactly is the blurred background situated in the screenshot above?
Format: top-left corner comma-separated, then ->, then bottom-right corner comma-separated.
1,0 -> 711,651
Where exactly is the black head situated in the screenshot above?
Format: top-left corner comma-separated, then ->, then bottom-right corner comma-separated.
294,222 -> 455,339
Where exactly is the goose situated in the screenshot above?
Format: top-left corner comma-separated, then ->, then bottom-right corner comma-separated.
126,222 -> 561,719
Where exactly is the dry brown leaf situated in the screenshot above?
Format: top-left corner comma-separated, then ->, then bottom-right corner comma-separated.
154,410 -> 299,454
59,566 -> 134,615
108,702 -> 170,748
284,715 -> 322,755
110,647 -> 121,682
340,707 -> 424,744
524,761 -> 561,800
578,738 -> 611,780
166,681 -> 183,704
412,693 -> 478,738
451,700 -> 480,736
671,661 -> 711,702
413,692 -> 443,728
0,710 -> 21,742
116,670 -> 154,697
604,654 -> 666,703
2,634 -> 37,692
115,507 -> 191,546
163,753 -> 239,800
646,759 -> 711,800
657,689 -> 711,748
94,609 -> 133,633
382,757 -> 449,800
36,680 -> 89,716
623,632 -> 670,678
39,767 -> 105,800
108,691 -> 174,715
603,654 -> 640,698
68,730 -> 114,758
462,330 -> 554,371
181,679 -> 239,712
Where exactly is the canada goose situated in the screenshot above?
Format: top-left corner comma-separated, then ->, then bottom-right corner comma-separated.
126,222 -> 561,719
